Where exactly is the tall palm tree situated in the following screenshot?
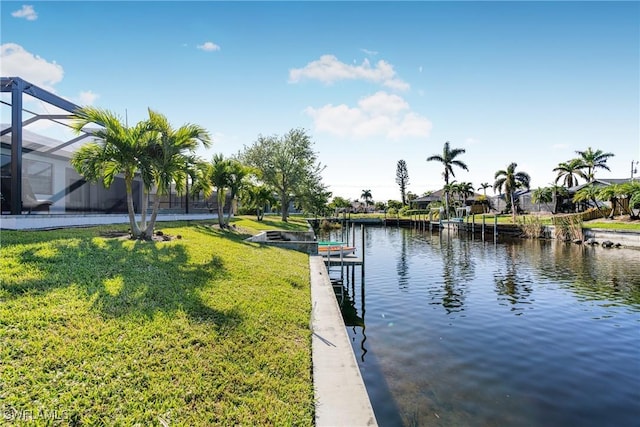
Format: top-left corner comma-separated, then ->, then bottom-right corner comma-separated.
145,110 -> 212,237
553,158 -> 585,188
427,141 -> 468,218
493,162 -> 531,223
575,147 -> 615,182
477,182 -> 491,213
71,106 -> 154,238
361,189 -> 373,210
477,182 -> 491,196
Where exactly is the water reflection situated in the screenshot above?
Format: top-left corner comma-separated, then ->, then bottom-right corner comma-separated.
526,239 -> 640,308
430,235 -> 475,314
329,226 -> 640,427
397,229 -> 410,291
331,264 -> 369,362
494,244 -> 534,314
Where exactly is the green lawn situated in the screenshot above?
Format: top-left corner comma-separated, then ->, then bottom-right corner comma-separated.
0,219 -> 313,425
230,214 -> 311,232
582,221 -> 640,231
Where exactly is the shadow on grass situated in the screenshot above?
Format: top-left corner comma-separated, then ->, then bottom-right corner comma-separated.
2,235 -> 241,326
193,224 -> 250,239
231,216 -> 311,232
191,224 -> 270,249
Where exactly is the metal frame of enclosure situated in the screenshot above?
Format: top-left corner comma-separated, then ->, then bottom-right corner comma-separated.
0,76 -> 155,218
0,77 -> 220,220
1,76 -> 97,215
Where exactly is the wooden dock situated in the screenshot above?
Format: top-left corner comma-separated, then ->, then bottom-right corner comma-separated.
323,255 -> 363,266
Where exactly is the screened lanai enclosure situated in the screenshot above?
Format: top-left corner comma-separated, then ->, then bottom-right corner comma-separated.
0,77 -> 216,217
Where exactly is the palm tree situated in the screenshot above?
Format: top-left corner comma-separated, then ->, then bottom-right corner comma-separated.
575,147 -> 615,182
477,182 -> 491,213
243,183 -> 276,221
625,181 -> 640,219
443,181 -> 458,202
144,110 -> 212,237
457,181 -> 474,206
553,158 -> 585,188
549,184 -> 569,214
71,106 -> 154,239
361,189 -> 373,211
427,141 -> 468,219
573,184 -> 602,214
597,184 -> 625,219
493,162 -> 531,223
531,187 -> 553,212
477,182 -> 491,196
225,159 -> 250,224
192,154 -> 233,228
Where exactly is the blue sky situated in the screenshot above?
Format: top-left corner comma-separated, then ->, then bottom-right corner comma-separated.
2,1 -> 639,202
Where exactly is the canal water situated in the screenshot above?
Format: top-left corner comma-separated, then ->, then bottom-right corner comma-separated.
322,225 -> 640,427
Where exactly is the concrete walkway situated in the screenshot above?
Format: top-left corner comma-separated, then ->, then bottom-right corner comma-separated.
309,255 -> 377,427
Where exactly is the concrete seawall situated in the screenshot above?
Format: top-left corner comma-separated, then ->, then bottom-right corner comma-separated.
309,256 -> 377,426
582,228 -> 640,248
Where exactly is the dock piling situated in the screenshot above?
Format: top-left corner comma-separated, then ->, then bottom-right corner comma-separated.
482,215 -> 486,241
361,224 -> 365,268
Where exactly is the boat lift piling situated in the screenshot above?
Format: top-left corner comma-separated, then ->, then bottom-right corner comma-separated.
482,215 -> 486,240
322,221 -> 365,283
361,224 -> 365,268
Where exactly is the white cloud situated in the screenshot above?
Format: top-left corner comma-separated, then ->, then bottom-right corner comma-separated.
383,78 -> 410,91
77,90 -> 99,106
303,104 -> 363,138
0,43 -> 63,91
305,91 -> 431,140
358,91 -> 409,116
12,5 -> 37,21
289,54 -> 410,91
197,41 -> 220,52
361,48 -> 379,56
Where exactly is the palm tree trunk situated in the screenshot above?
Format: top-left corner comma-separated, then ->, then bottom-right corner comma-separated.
144,195 -> 162,239
591,197 -> 603,216
510,192 -> 516,223
226,197 -> 236,225
608,198 -> 617,219
217,190 -> 225,227
125,176 -> 141,238
140,186 -> 149,232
